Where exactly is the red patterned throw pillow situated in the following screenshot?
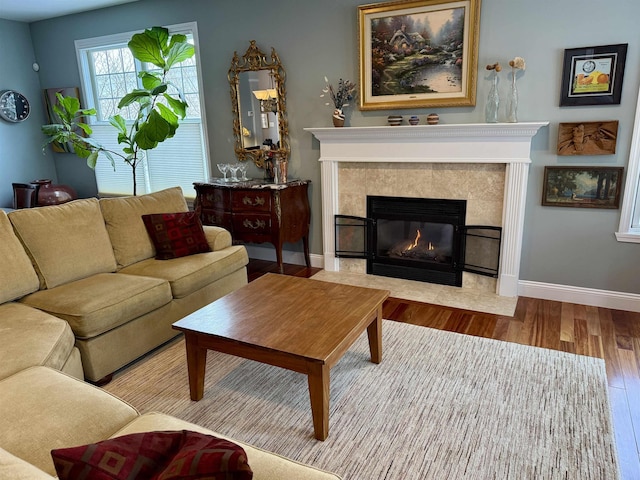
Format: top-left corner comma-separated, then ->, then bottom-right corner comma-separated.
51,430 -> 253,480
142,211 -> 211,260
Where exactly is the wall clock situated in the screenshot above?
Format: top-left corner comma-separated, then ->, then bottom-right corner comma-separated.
0,90 -> 31,123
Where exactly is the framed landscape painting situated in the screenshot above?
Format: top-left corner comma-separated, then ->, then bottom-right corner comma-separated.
358,0 -> 481,110
542,166 -> 623,209
559,44 -> 627,107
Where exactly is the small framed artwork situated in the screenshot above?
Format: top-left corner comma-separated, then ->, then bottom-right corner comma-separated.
358,0 -> 481,110
557,120 -> 618,156
542,166 -> 623,209
559,44 -> 627,107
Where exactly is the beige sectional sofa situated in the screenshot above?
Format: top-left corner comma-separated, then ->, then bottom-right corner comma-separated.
0,187 -> 340,480
6,186 -> 248,383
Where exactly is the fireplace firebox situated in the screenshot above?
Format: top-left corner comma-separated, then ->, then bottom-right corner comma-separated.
335,196 -> 502,287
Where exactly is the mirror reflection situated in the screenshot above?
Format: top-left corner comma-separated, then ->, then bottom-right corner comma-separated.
229,40 -> 290,168
238,70 -> 280,150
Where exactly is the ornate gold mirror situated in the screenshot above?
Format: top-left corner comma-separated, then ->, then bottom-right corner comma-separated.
229,40 -> 290,168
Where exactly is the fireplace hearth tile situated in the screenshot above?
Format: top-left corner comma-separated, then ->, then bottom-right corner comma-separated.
310,270 -> 517,316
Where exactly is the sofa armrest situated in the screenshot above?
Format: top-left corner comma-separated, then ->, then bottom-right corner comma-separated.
203,225 -> 233,251
0,447 -> 54,479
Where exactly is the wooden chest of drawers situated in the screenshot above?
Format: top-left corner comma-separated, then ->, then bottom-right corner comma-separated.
194,180 -> 311,273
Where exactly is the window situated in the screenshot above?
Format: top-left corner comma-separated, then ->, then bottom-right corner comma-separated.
616,88 -> 640,243
75,22 -> 209,198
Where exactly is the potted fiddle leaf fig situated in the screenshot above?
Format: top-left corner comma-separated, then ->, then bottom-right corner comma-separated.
42,26 -> 195,195
41,94 -> 110,170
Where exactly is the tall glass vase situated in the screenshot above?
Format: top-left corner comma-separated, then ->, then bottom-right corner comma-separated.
507,71 -> 518,123
485,74 -> 499,123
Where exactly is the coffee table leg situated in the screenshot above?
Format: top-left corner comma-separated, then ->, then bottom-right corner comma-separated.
367,306 -> 383,364
184,334 -> 207,401
307,363 -> 329,441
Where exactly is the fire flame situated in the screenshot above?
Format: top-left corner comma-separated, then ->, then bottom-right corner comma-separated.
406,229 -> 436,252
407,230 -> 421,250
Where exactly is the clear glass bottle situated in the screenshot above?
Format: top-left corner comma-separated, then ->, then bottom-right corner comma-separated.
507,71 -> 518,123
485,74 -> 499,123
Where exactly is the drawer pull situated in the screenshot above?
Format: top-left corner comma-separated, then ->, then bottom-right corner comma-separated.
243,219 -> 266,230
242,196 -> 265,207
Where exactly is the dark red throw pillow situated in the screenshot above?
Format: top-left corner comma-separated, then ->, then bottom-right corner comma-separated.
142,211 -> 211,260
51,430 -> 253,480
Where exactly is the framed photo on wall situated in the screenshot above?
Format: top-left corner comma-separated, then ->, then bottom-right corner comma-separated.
358,0 -> 481,110
542,166 -> 623,209
559,44 -> 627,107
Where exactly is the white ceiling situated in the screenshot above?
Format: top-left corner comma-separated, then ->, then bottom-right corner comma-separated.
0,0 -> 139,23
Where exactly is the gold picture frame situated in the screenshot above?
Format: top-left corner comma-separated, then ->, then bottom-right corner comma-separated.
358,0 -> 481,110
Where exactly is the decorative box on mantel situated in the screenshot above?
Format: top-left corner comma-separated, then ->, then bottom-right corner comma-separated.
304,122 -> 548,297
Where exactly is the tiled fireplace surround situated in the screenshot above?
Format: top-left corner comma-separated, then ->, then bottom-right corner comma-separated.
306,122 -> 548,300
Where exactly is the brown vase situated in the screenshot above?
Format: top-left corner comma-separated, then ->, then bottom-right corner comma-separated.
332,115 -> 345,127
31,179 -> 77,206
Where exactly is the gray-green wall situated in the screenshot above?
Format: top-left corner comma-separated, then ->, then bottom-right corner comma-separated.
3,0 -> 639,294
0,19 -> 58,204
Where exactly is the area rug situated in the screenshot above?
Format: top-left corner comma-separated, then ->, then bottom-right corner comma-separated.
104,321 -> 619,479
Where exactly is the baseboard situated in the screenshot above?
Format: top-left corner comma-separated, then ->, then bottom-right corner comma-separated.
244,245 -> 324,268
518,280 -> 640,313
246,246 -> 640,313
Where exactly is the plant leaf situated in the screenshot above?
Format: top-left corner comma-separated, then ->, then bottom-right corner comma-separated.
151,84 -> 168,96
77,122 -> 93,135
165,42 -> 195,69
108,115 -> 128,134
140,71 -> 163,90
163,93 -> 187,119
41,124 -> 64,135
60,96 -> 80,115
86,151 -> 99,169
117,90 -> 150,109
128,31 -> 165,68
135,109 -> 171,148
156,103 -> 178,138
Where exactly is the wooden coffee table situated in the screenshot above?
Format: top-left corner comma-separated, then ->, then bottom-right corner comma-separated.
172,273 -> 389,440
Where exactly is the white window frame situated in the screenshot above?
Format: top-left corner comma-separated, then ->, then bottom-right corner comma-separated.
616,87 -> 640,243
74,22 -> 210,198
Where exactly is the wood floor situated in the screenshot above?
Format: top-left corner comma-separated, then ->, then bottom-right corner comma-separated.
248,259 -> 640,480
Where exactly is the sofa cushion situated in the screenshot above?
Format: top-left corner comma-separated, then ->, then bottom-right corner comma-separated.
142,211 -> 211,259
114,412 -> 342,480
19,272 -> 172,339
0,303 -> 76,380
0,211 -> 40,303
8,198 -> 117,289
0,367 -> 139,476
100,187 -> 189,268
51,430 -> 253,480
0,447 -> 53,480
119,245 -> 248,299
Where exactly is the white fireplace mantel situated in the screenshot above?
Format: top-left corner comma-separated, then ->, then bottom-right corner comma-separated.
305,122 -> 548,297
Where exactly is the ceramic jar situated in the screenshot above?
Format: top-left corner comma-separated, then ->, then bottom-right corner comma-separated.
427,113 -> 440,125
31,179 -> 77,206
